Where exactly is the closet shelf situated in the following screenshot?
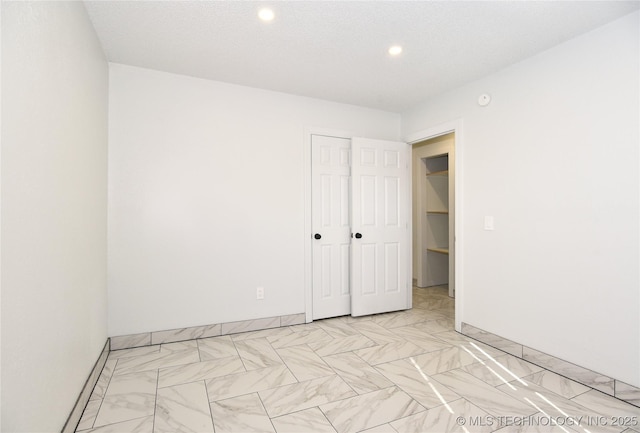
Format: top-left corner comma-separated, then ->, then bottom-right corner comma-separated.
427,210 -> 449,215
426,170 -> 448,177
427,247 -> 449,255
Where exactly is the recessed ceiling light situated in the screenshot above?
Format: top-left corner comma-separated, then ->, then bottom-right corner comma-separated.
258,8 -> 275,22
388,45 -> 403,56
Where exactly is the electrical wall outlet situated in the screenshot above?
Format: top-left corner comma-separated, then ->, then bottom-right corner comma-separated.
256,287 -> 264,300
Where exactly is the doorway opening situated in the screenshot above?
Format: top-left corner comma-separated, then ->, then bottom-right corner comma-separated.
412,133 -> 455,300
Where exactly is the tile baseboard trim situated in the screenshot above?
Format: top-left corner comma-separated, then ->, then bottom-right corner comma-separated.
61,338 -> 110,433
460,322 -> 640,409
110,313 -> 307,351
461,322 -> 523,357
69,314 -> 303,429
615,380 -> 640,407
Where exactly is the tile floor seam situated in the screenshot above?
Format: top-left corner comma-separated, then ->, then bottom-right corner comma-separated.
320,385 -> 426,433
332,360 -> 363,397
203,379 -> 217,432
233,340 -> 255,369
256,389 -> 278,433
316,402 -> 339,432
231,338 -> 250,372
570,386 -> 594,400
196,338 -> 204,363
151,369 -> 159,433
87,393 -> 105,431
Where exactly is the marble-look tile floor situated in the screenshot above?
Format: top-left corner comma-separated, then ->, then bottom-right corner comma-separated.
76,286 -> 640,433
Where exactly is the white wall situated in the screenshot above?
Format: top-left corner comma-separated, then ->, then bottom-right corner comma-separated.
403,11 -> 640,386
1,2 -> 108,431
108,64 -> 400,336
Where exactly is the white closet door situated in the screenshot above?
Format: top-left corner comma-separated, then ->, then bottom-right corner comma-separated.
351,137 -> 410,316
311,135 -> 351,320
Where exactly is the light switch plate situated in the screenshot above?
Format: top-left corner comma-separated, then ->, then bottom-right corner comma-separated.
484,216 -> 494,231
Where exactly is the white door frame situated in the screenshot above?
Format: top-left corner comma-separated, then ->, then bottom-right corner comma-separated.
414,137 -> 454,295
405,119 -> 464,333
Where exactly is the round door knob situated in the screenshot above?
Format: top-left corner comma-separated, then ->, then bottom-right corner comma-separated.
355,233 -> 363,239
314,233 -> 321,240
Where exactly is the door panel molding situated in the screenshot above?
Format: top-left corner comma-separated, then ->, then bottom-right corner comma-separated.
305,129 -> 358,324
350,137 -> 410,317
311,134 -> 352,320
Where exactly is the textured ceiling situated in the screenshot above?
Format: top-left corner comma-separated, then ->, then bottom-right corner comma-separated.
83,1 -> 640,112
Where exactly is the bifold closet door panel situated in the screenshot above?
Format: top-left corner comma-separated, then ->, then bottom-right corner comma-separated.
350,137 -> 410,317
311,135 -> 352,320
